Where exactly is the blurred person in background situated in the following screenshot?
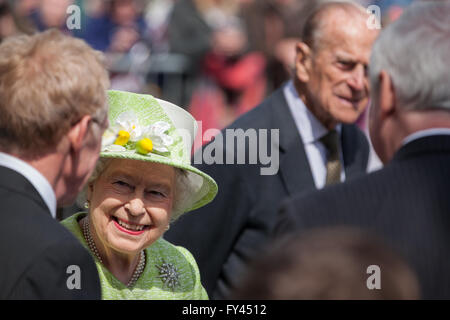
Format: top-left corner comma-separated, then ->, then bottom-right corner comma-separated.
0,0 -> 34,42
81,0 -> 150,95
232,227 -> 420,300
168,0 -> 214,96
144,0 -> 176,53
27,0 -> 76,34
169,0 -> 267,146
0,1 -> 20,41
108,0 -> 147,53
82,0 -> 148,53
241,0 -> 320,92
13,0 -> 40,17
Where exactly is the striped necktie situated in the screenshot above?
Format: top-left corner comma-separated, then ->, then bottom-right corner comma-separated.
320,129 -> 342,186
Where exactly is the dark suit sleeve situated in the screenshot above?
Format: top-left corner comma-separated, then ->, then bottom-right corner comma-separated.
274,178 -> 369,240
165,147 -> 252,297
273,197 -> 303,238
273,186 -> 340,239
8,240 -> 101,300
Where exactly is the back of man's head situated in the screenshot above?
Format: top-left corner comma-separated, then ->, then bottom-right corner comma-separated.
370,0 -> 450,112
232,227 -> 420,299
0,29 -> 110,158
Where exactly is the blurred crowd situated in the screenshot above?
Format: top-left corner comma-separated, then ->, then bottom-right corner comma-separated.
0,0 -> 413,145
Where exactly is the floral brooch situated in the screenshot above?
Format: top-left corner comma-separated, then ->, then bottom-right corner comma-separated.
102,111 -> 174,155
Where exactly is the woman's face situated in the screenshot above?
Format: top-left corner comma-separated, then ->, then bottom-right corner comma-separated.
88,159 -> 175,255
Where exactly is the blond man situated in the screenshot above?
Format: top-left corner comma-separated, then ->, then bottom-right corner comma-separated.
0,29 -> 109,299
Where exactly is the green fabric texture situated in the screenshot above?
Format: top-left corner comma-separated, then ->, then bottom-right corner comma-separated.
61,213 -> 208,300
103,90 -> 218,214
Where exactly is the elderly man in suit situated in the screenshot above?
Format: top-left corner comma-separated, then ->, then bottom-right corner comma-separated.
0,30 -> 109,299
165,1 -> 379,299
276,1 -> 450,299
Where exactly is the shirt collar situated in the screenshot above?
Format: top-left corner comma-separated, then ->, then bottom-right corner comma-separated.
0,152 -> 57,219
283,80 -> 341,144
402,128 -> 450,146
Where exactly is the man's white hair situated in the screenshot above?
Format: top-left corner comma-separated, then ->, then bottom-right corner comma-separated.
369,1 -> 450,112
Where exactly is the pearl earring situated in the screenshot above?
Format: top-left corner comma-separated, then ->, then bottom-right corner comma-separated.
84,201 -> 90,209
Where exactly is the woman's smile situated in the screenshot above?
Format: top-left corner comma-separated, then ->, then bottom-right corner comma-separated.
111,216 -> 151,235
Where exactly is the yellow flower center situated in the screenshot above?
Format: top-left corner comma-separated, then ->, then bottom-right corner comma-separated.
114,130 -> 130,146
136,138 -> 153,154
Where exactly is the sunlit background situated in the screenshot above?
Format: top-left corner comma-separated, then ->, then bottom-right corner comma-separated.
0,0 -> 414,147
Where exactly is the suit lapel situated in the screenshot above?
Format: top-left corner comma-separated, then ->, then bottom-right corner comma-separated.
269,88 -> 315,196
269,87 -> 369,195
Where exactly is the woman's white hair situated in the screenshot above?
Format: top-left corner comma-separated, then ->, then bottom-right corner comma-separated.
77,158 -> 195,222
369,1 -> 450,112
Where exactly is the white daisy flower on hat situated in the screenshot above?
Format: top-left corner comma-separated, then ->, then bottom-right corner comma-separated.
102,111 -> 143,152
137,121 -> 174,154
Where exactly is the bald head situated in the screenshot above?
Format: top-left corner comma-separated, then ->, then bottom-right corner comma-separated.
302,1 -> 372,51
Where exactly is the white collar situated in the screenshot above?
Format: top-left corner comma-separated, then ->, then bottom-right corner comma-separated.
0,152 -> 57,219
402,128 -> 450,146
283,80 -> 341,144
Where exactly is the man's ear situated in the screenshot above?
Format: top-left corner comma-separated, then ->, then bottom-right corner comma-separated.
378,70 -> 396,119
295,42 -> 312,83
66,115 -> 93,153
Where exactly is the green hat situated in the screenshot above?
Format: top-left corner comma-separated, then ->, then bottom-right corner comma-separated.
101,90 -> 217,218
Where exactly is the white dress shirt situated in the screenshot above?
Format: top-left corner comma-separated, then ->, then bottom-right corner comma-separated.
0,152 -> 56,219
283,80 -> 345,189
402,128 -> 450,146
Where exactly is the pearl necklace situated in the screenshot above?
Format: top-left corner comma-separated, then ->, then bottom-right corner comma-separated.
81,217 -> 146,288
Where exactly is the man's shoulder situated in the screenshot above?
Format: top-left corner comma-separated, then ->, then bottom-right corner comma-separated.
281,167 -> 390,225
0,207 -> 98,299
3,198 -> 76,241
0,200 -> 91,267
6,235 -> 100,299
279,154 -> 442,232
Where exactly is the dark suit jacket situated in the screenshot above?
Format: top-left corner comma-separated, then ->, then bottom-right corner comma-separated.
0,166 -> 101,299
165,86 -> 369,299
276,135 -> 450,299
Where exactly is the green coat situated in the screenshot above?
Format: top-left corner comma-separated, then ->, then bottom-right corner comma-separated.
62,212 -> 208,300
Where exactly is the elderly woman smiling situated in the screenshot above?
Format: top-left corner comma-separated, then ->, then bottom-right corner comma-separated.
62,90 -> 217,299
